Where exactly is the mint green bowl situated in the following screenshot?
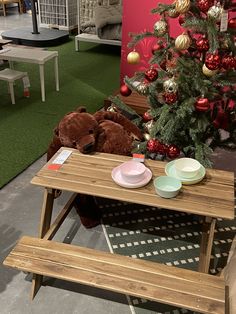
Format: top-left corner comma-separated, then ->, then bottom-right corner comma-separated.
154,176 -> 182,198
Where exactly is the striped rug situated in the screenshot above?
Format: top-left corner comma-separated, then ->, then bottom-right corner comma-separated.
99,197 -> 236,314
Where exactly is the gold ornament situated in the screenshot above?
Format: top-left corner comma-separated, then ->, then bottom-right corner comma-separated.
207,5 -> 223,21
175,33 -> 191,50
127,50 -> 140,64
136,82 -> 149,95
154,20 -> 168,37
168,7 -> 179,18
202,64 -> 218,77
144,133 -> 151,141
163,78 -> 178,93
175,0 -> 190,14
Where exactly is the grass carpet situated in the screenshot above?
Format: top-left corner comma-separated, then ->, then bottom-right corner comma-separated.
100,198 -> 236,314
0,38 -> 120,188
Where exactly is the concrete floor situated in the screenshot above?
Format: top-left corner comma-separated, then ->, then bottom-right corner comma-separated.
0,7 -> 235,314
0,8 -> 132,314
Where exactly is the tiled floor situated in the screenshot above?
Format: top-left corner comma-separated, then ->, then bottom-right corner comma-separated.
0,7 -> 235,314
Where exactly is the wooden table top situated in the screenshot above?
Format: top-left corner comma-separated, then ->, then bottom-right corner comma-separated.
31,148 -> 235,220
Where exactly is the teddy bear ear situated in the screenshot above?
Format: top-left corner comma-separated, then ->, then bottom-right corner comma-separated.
75,106 -> 87,113
54,126 -> 59,136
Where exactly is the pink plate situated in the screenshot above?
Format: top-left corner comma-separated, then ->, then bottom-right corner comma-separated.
111,165 -> 152,188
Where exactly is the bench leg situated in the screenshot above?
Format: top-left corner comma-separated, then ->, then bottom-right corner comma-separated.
31,188 -> 56,299
198,217 -> 216,273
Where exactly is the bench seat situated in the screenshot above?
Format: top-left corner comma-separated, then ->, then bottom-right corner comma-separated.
3,236 -> 226,314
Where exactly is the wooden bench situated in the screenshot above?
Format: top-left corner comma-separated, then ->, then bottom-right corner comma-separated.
4,235 -> 227,314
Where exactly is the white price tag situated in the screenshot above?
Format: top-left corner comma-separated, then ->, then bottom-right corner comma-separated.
22,75 -> 30,88
220,10 -> 228,32
52,150 -> 72,164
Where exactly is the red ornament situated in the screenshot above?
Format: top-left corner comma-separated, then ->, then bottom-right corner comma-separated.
142,111 -> 153,122
145,67 -> 158,82
156,142 -> 168,155
178,15 -> 186,26
205,53 -> 221,70
152,43 -> 164,54
222,55 -> 236,70
164,92 -> 178,104
195,97 -> 210,112
147,139 -> 159,153
228,18 -> 236,29
227,99 -> 235,112
167,144 -> 180,159
120,84 -> 132,97
159,59 -> 167,71
197,0 -> 214,13
196,37 -> 209,52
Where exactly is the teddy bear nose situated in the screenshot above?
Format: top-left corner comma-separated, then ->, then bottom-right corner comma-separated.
83,143 -> 94,153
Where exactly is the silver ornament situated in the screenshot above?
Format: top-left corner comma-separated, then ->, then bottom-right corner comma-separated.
207,5 -> 223,21
163,78 -> 178,93
137,82 -> 149,95
154,20 -> 168,37
107,105 -> 118,112
144,120 -> 154,133
144,133 -> 151,141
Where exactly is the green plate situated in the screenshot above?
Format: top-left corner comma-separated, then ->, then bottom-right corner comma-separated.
165,160 -> 206,185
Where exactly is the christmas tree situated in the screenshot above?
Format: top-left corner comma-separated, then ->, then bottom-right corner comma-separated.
110,0 -> 236,167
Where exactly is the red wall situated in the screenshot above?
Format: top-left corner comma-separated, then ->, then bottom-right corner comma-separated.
120,0 -> 183,83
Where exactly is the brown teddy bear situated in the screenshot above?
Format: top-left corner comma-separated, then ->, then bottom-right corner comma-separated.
47,106 -> 143,228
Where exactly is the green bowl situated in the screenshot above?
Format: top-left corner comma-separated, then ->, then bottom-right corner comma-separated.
154,176 -> 182,198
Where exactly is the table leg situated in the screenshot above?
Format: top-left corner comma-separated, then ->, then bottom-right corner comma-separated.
198,216 -> 216,273
31,188 -> 56,299
39,64 -> 45,102
54,56 -> 59,91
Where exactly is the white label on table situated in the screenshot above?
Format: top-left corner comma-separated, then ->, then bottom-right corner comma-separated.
22,75 -> 30,88
52,150 -> 72,164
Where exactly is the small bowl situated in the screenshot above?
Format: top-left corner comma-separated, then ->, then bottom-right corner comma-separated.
154,176 -> 182,199
120,161 -> 146,183
174,158 -> 201,179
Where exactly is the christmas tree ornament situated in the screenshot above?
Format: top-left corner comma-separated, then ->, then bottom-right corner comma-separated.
228,18 -> 236,29
205,52 -> 221,70
175,33 -> 191,50
144,133 -> 151,141
202,64 -> 218,76
168,7 -> 179,18
156,142 -> 168,155
142,111 -> 153,122
137,81 -> 149,95
227,99 -> 235,112
145,67 -> 158,81
127,50 -> 140,64
175,0 -> 191,14
163,78 -> 178,93
178,15 -> 186,26
164,92 -> 178,104
222,55 -> 236,70
154,20 -> 168,37
167,144 -> 180,158
196,37 -> 209,52
195,97 -> 210,111
159,59 -> 167,71
151,42 -> 164,54
107,105 -> 118,112
147,138 -> 159,153
207,5 -> 223,21
144,120 -> 155,133
120,84 -> 132,97
197,0 -> 214,13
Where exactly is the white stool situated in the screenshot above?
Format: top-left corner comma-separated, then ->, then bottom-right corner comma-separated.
0,68 -> 29,104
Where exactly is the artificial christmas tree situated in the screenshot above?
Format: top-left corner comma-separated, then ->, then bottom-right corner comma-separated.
112,0 -> 236,167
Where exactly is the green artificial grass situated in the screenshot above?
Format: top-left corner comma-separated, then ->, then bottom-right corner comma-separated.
0,38 -> 121,188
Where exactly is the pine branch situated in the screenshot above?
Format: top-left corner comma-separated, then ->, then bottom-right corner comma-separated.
183,17 -> 208,33
151,3 -> 173,15
128,32 -> 155,48
207,19 -> 219,52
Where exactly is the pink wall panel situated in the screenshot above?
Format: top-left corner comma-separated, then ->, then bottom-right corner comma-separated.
120,0 -> 182,83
